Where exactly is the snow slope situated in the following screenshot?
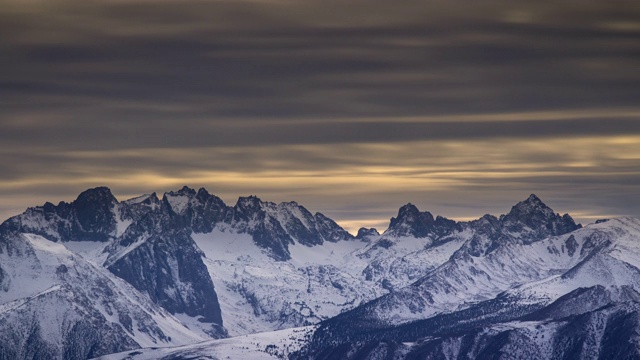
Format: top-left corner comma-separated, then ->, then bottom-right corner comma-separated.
191,216 -> 476,336
94,326 -> 316,360
297,218 -> 640,359
193,228 -> 382,335
0,233 -> 207,359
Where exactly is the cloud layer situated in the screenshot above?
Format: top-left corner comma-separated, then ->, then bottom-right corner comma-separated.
1,0 -> 639,231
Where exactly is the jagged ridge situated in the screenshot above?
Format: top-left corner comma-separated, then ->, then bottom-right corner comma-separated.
7,188 -> 634,360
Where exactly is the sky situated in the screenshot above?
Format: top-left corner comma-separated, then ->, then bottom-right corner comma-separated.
1,0 -> 639,233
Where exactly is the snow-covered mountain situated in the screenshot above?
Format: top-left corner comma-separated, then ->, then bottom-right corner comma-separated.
0,232 -> 207,359
3,187 -> 640,360
0,186 -> 381,357
294,217 -> 640,359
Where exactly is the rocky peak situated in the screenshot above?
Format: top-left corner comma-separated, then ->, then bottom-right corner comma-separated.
171,185 -> 197,197
74,186 -> 118,206
525,193 -> 544,204
147,192 -> 161,204
190,188 -> 228,233
470,214 -> 501,232
119,193 -> 163,227
73,187 -> 118,233
235,195 -> 263,214
160,187 -> 228,233
314,212 -> 354,243
456,196 -> 581,258
392,204 -> 424,224
195,187 -> 221,204
123,192 -> 160,206
500,194 -> 579,242
504,194 -> 552,218
273,202 -> 323,246
72,188 -> 118,241
226,195 -> 265,228
356,227 -> 380,240
276,201 -> 309,218
0,187 -> 121,243
432,215 -> 462,238
386,203 -> 460,239
280,200 -> 300,208
455,214 -> 504,258
163,186 -> 197,215
388,204 -> 432,233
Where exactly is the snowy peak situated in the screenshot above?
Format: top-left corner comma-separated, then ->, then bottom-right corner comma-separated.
396,203 -> 423,219
1,187 -> 120,242
3,186 -> 354,260
356,227 -> 379,240
0,232 -> 208,359
189,188 -> 227,233
274,202 -> 324,246
500,194 -> 580,242
455,196 -> 580,258
314,212 -> 354,243
163,186 -> 197,215
378,195 -> 577,253
387,203 -> 433,238
224,196 -> 355,260
161,187 -> 227,233
171,185 -> 197,197
225,197 -> 292,259
234,195 -> 262,214
120,192 -> 161,222
123,192 -> 159,206
504,194 -> 553,220
523,193 -> 544,206
386,203 -> 459,239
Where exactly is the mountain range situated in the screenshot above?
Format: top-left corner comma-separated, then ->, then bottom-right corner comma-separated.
1,186 -> 639,359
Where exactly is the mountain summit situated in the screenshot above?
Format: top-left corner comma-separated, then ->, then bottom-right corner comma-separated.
501,193 -> 580,242
386,203 -> 460,239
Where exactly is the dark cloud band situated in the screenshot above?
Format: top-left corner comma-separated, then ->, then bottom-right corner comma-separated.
1,0 -> 639,229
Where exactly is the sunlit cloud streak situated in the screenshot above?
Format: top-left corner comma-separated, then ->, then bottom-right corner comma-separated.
2,136 -> 639,232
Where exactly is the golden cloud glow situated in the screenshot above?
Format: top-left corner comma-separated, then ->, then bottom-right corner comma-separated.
193,108 -> 640,126
1,134 -> 638,232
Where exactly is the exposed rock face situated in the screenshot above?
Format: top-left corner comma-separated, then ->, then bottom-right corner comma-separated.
72,187 -> 119,241
107,230 -> 224,329
2,186 -> 228,342
314,212 -> 354,243
105,189 -> 225,335
382,203 -> 462,244
0,232 -> 206,360
163,186 -> 227,233
356,227 -> 379,240
456,194 -> 581,258
222,195 -> 355,260
500,194 -> 580,243
2,187 -> 119,242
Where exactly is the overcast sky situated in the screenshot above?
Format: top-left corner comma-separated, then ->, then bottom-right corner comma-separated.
1,0 -> 639,232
